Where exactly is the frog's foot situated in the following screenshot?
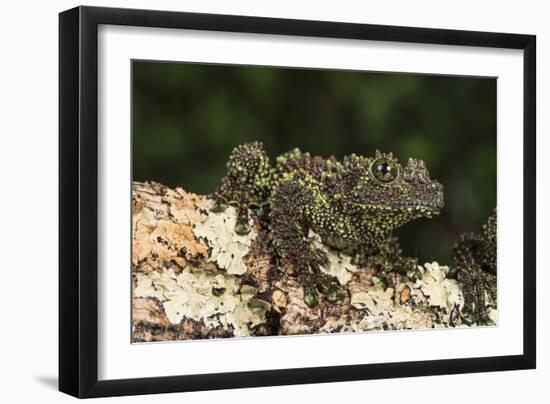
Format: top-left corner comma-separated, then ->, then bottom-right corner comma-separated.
210,197 -> 228,213
303,285 -> 320,308
315,271 -> 345,304
301,260 -> 345,307
255,202 -> 271,221
302,280 -> 345,308
211,198 -> 253,235
234,206 -> 252,235
326,285 -> 346,303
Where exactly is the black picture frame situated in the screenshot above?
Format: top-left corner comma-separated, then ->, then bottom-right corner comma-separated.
59,5 -> 536,398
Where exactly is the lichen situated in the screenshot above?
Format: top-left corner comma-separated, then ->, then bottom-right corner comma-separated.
193,201 -> 257,275
227,285 -> 272,337
134,266 -> 270,337
416,262 -> 463,309
349,262 -> 465,331
310,230 -> 358,285
134,267 -> 240,324
132,181 -> 497,342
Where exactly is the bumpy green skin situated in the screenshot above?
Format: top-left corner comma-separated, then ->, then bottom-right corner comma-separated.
213,141 -> 444,306
211,142 -> 273,235
452,209 -> 497,325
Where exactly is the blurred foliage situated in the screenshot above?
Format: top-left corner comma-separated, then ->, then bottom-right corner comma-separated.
132,61 -> 496,265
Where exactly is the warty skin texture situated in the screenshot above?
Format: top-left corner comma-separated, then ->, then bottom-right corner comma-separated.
452,209 -> 497,325
213,141 -> 444,306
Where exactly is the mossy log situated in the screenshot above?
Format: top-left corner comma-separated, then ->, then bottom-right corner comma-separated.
132,181 -> 488,343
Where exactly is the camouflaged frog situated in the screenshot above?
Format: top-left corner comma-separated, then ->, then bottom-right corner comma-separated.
453,209 -> 497,325
212,141 -> 444,307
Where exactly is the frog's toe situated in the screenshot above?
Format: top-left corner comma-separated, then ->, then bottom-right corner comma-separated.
327,286 -> 345,303
211,199 -> 228,213
303,288 -> 319,308
234,220 -> 251,235
256,203 -> 271,220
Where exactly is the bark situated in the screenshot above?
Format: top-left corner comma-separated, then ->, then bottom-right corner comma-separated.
132,181 -> 485,343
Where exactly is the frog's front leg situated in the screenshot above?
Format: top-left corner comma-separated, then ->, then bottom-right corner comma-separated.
270,178 -> 341,307
210,195 -> 228,213
211,142 -> 273,234
234,206 -> 252,235
211,195 -> 252,235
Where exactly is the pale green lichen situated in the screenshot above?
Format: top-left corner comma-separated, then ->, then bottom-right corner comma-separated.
351,286 -> 394,315
134,267 -> 270,336
349,261 -> 467,331
310,230 -> 358,285
415,261 -> 463,309
193,202 -> 257,275
225,284 -> 272,336
134,267 -> 240,324
227,299 -> 272,337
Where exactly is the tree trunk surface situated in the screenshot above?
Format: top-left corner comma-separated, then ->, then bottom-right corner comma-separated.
132,181 -> 478,343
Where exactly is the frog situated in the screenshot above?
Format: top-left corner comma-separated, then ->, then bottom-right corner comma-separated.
212,141 -> 444,307
452,209 -> 497,325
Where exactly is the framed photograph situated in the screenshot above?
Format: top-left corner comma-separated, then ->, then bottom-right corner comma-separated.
59,6 -> 536,398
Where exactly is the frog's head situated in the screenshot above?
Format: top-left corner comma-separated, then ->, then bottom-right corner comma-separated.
336,150 -> 444,230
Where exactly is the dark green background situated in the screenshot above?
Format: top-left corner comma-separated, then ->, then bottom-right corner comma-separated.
132,61 -> 496,265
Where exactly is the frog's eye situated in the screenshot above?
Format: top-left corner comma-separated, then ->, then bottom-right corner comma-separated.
370,158 -> 398,184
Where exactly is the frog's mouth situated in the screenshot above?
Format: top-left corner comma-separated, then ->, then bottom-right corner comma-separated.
399,179 -> 445,215
354,180 -> 444,216
352,173 -> 444,216
361,203 -> 442,218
